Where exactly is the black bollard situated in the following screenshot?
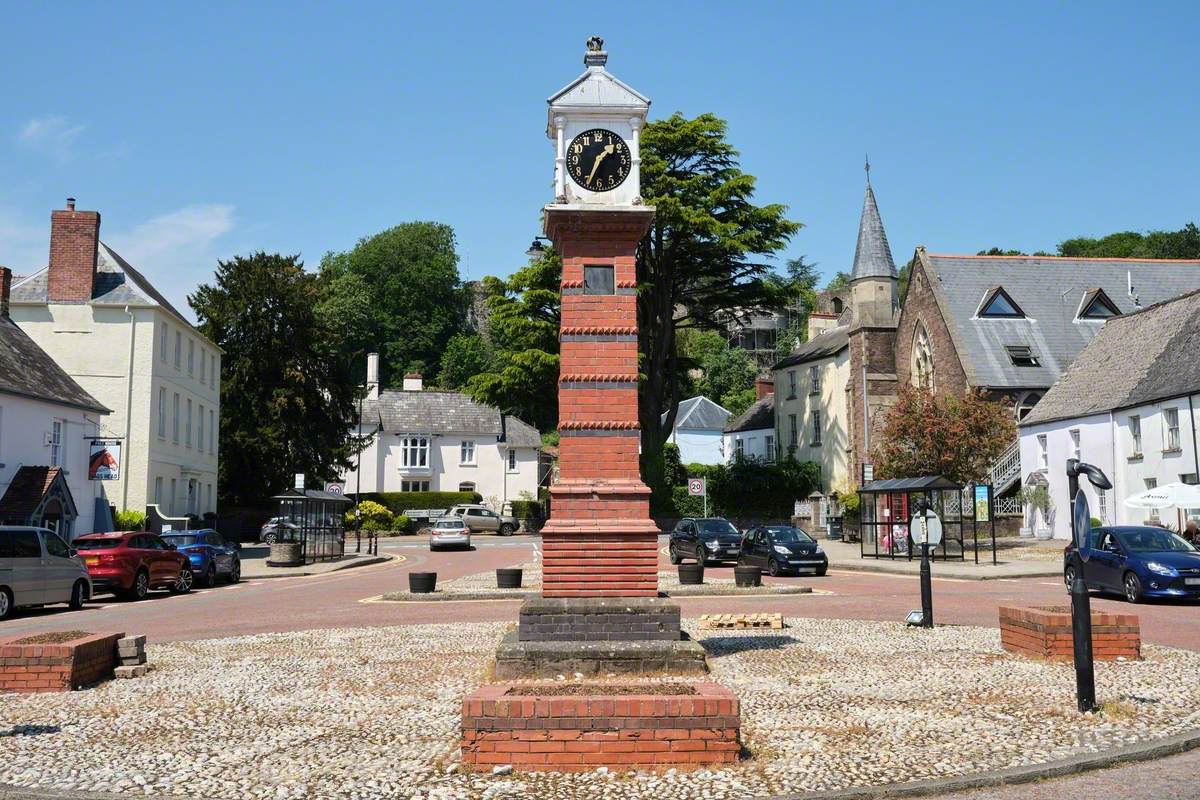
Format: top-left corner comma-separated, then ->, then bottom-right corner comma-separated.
1070,559 -> 1096,713
920,541 -> 934,628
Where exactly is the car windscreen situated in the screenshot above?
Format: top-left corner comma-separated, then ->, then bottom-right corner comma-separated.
73,538 -> 123,550
435,522 -> 463,529
697,520 -> 738,536
163,535 -> 202,546
1117,529 -> 1196,553
766,527 -> 814,543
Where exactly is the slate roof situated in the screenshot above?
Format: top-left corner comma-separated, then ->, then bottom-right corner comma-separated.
1020,289 -> 1200,427
665,396 -> 731,432
0,314 -> 107,413
850,184 -> 897,280
772,326 -> 850,370
919,251 -> 1200,391
360,390 -> 541,447
12,241 -> 200,332
0,466 -> 69,520
724,394 -> 774,434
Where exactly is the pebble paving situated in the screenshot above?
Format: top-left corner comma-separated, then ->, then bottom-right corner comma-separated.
2,619 -> 1199,799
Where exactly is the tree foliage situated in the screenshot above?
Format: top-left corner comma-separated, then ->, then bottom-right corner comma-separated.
1058,222 -> 1200,259
437,333 -> 493,390
464,249 -> 561,431
871,386 -> 1016,486
319,222 -> 465,383
190,253 -> 366,507
637,112 -> 801,477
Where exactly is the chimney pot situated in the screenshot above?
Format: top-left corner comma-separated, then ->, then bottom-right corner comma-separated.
754,377 -> 774,401
66,197 -> 76,211
0,267 -> 11,319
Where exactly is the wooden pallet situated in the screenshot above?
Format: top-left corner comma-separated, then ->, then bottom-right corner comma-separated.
697,613 -> 784,630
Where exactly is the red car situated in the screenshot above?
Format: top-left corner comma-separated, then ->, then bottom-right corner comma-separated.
73,532 -> 194,599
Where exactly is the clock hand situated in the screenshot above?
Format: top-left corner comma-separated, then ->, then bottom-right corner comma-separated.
585,144 -> 616,185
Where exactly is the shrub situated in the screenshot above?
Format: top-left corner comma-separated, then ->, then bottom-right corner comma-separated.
114,509 -> 147,531
670,485 -> 706,517
392,514 -> 413,534
367,491 -> 482,516
347,500 -> 394,533
510,501 -> 545,531
837,491 -> 861,519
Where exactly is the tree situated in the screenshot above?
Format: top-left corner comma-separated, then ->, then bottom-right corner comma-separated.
190,253 -> 366,507
770,255 -> 820,351
1058,223 -> 1200,259
437,333 -> 493,390
871,386 -> 1016,486
637,112 -> 801,474
824,271 -> 852,292
319,222 -> 466,383
697,340 -> 755,411
464,249 -> 561,431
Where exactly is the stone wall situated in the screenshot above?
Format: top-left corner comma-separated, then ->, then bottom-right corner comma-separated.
895,254 -> 970,397
0,631 -> 122,693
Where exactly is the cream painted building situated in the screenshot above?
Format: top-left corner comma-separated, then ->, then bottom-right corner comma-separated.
10,201 -> 220,520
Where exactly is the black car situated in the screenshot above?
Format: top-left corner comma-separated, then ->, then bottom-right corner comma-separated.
740,525 -> 828,577
669,518 -> 744,566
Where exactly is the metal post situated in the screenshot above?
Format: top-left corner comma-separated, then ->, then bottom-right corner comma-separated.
1067,467 -> 1097,712
920,541 -> 933,628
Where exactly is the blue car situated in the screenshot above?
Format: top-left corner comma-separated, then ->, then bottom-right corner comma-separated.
162,529 -> 241,588
1064,525 -> 1200,603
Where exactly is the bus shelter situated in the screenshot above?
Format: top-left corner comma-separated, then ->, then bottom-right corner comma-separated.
271,488 -> 351,564
858,476 -> 996,564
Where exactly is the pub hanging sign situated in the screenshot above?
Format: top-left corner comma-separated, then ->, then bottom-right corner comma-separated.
88,440 -> 122,481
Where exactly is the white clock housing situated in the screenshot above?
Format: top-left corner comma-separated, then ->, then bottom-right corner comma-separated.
547,38 -> 650,207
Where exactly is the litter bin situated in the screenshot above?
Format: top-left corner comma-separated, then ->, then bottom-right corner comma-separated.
827,516 -> 843,541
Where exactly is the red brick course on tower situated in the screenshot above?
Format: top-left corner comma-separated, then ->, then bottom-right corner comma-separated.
541,206 -> 658,598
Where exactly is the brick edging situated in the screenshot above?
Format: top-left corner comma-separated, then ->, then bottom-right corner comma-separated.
3,726 -> 1200,799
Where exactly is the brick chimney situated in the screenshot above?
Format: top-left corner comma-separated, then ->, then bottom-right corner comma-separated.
366,352 -> 380,400
403,372 -> 423,392
47,198 -> 100,302
0,267 -> 11,318
755,376 -> 774,400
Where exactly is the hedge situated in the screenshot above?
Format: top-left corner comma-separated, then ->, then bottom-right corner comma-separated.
365,491 -> 482,516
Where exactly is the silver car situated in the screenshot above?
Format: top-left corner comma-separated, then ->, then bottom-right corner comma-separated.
429,518 -> 471,551
446,505 -> 518,536
0,526 -> 92,620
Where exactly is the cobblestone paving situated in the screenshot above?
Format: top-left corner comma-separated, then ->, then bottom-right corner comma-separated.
2,620 -> 1199,799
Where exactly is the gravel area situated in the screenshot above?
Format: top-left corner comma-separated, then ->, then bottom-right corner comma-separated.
3,620 -> 1200,799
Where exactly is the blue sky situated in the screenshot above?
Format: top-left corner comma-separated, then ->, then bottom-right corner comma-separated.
3,2 -> 1198,318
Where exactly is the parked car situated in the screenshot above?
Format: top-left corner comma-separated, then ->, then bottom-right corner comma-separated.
259,517 -> 298,544
162,529 -> 241,587
446,505 -> 518,536
739,525 -> 828,577
1064,525 -> 1200,603
669,518 -> 744,566
430,517 -> 471,551
73,531 -> 194,600
0,526 -> 92,620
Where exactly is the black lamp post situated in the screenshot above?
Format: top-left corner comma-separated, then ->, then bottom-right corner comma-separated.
915,496 -> 934,629
1066,457 -> 1112,713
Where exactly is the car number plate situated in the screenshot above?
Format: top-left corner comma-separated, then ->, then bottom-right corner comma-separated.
1185,578 -> 1200,586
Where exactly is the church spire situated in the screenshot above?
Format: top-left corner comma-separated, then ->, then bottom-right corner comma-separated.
850,174 -> 896,281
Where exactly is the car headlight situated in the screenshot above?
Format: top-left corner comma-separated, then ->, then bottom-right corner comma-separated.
1145,561 -> 1178,576
814,546 -> 823,555
704,540 -> 720,550
773,545 -> 791,555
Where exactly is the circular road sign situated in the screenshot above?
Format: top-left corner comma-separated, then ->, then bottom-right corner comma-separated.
910,510 -> 944,547
687,478 -> 706,496
1073,490 -> 1093,563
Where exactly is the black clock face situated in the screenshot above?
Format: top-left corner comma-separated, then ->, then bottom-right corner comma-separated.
566,128 -> 631,192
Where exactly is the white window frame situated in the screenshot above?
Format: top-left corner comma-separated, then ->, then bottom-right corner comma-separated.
185,399 -> 193,448
809,365 -> 821,394
507,449 -> 519,473
209,409 -> 215,454
1069,428 -> 1080,461
787,370 -> 797,399
170,478 -> 177,515
159,324 -> 168,362
174,331 -> 182,368
1164,408 -> 1181,451
200,349 -> 207,383
1037,434 -> 1048,470
198,404 -> 205,451
158,388 -> 167,438
401,479 -> 430,492
765,435 -> 775,463
154,476 -> 163,505
401,436 -> 429,468
810,409 -> 822,446
1145,478 -> 1160,520
50,419 -> 64,467
187,339 -> 195,375
1129,415 -> 1142,456
735,438 -> 745,459
789,414 -> 798,448
172,393 -> 180,443
460,440 -> 476,465
1097,488 -> 1107,521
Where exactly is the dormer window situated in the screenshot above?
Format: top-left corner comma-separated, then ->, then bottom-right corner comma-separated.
1077,287 -> 1120,320
1005,345 -> 1040,367
979,287 -> 1025,318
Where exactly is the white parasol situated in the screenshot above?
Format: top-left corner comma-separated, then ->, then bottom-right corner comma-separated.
1123,482 -> 1200,530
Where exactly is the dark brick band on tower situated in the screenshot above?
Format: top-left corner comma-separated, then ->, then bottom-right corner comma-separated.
541,207 -> 658,598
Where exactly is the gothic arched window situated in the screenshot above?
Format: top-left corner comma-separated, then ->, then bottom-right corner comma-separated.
911,323 -> 934,390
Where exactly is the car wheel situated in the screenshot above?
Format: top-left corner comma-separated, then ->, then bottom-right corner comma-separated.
172,565 -> 194,595
228,559 -> 241,584
203,563 -> 218,588
1064,565 -> 1078,591
499,524 -> 515,537
264,532 -> 277,545
669,544 -> 682,565
768,558 -> 782,578
0,588 -> 12,620
68,580 -> 88,610
815,567 -> 828,577
126,569 -> 150,601
1123,572 -> 1143,604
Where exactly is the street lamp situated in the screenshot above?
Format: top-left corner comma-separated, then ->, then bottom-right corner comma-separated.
1066,457 -> 1112,713
525,237 -> 548,258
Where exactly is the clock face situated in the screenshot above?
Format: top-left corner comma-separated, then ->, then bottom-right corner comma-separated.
566,128 -> 631,192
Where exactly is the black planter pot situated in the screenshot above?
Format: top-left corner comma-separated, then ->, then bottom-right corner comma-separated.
734,565 -> 762,587
408,571 -> 437,594
496,568 -> 523,589
677,563 -> 705,585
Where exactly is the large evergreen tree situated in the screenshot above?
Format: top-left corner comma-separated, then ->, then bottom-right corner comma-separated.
190,253 -> 367,507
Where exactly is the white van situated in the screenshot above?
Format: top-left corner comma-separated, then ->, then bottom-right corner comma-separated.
0,526 -> 92,620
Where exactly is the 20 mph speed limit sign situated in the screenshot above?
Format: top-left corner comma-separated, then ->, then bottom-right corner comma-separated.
688,478 -> 706,496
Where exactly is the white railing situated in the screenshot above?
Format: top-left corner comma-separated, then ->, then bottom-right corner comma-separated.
994,496 -> 1024,516
990,438 -> 1022,492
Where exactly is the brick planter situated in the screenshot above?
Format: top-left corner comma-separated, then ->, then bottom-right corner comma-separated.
999,605 -> 1140,661
0,631 -> 123,693
461,681 -> 740,771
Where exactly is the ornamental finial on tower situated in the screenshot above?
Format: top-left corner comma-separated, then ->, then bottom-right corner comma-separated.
584,36 -> 607,67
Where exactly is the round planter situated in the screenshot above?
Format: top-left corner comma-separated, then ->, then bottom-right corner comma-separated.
408,572 -> 437,594
1035,527 -> 1053,541
1019,527 -> 1034,539
677,564 -> 704,585
266,541 -> 302,567
496,568 -> 523,589
733,565 -> 762,587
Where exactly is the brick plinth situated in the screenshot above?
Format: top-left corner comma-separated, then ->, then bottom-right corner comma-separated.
461,681 -> 740,771
0,631 -> 123,693
999,606 -> 1140,661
